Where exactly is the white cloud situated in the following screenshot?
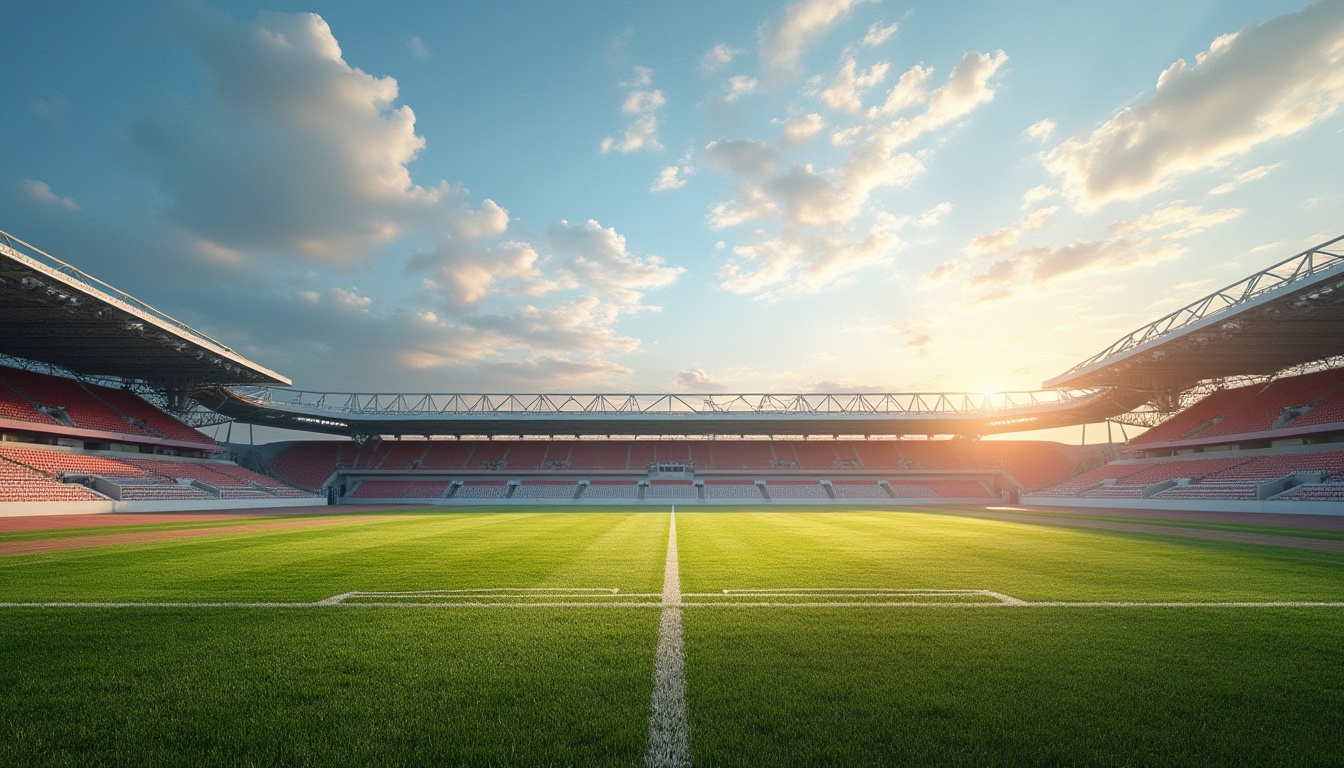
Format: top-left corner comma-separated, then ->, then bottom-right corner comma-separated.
868,63 -> 932,118
652,164 -> 690,192
601,66 -> 666,154
1021,185 -> 1055,209
673,367 -> 727,392
723,75 -> 759,103
407,35 -> 430,61
1044,2 -> 1344,209
913,201 -> 951,228
759,0 -> 867,82
1024,118 -> 1055,144
967,237 -> 1186,300
137,6 -> 455,265
706,48 -> 1004,299
781,113 -> 825,145
20,179 -> 79,210
1109,202 -> 1243,240
547,219 -> 685,308
31,94 -> 69,125
964,206 -> 1058,257
821,58 -> 889,113
862,21 -> 898,48
700,43 -> 743,73
1209,163 -> 1281,195
718,211 -> 907,297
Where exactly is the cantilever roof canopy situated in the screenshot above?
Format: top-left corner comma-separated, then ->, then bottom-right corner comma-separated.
193,386 -> 1147,438
0,230 -> 289,388
1045,235 -> 1344,393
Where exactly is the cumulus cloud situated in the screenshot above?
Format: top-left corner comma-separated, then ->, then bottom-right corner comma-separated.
1021,185 -> 1055,209
723,75 -> 759,103
924,259 -> 965,284
718,211 -> 907,297
964,205 -> 1057,257
31,94 -> 69,125
822,58 -> 889,113
21,179 -> 79,210
1108,202 -> 1243,240
967,237 -> 1186,301
407,35 -> 430,60
1025,118 -> 1055,143
705,48 -> 1004,299
780,113 -> 825,145
700,43 -> 743,73
1043,2 -> 1344,208
759,0 -> 867,82
912,201 -> 951,228
601,66 -> 666,154
673,367 -> 727,392
1209,163 -> 1281,196
131,7 -> 469,265
862,21 -> 898,47
652,164 -> 691,192
546,219 -> 685,307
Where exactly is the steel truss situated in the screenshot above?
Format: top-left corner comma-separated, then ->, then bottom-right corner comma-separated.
221,387 -> 1105,418
1056,234 -> 1344,383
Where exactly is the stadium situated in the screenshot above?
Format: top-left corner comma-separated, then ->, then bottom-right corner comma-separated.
3,226 -> 1344,764
4,1 -> 1344,764
4,230 -> 1343,514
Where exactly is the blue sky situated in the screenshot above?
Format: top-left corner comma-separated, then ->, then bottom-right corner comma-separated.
3,0 -> 1342,411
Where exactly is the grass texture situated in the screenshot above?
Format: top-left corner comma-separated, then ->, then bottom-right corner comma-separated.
1,507 -> 1342,765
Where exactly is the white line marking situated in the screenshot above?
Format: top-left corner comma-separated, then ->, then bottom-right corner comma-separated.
4,600 -> 1343,609
646,506 -> 690,768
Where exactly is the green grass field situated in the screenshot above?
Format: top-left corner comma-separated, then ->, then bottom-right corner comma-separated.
2,507 -> 1342,765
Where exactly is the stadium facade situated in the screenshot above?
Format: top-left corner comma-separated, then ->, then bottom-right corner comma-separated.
2,228 -> 1343,514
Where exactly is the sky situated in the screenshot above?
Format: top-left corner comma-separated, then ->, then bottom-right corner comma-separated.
2,0 -> 1342,432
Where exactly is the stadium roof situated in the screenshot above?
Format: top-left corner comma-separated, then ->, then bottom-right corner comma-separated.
1045,235 -> 1344,392
0,229 -> 289,388
193,386 -> 1147,438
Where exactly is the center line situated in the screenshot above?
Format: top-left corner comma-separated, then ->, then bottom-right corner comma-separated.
646,505 -> 690,768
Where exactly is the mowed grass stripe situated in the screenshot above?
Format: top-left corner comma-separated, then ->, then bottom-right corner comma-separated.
0,512 -> 669,602
0,608 -> 660,767
683,608 -> 1344,767
677,510 -> 1344,601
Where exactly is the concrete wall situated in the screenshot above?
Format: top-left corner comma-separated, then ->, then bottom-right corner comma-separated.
338,496 -> 995,507
0,496 -> 323,516
1022,495 -> 1344,516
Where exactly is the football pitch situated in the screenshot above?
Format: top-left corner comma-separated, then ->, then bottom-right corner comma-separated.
2,507 -> 1343,766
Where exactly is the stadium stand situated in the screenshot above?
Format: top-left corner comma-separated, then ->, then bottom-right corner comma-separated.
958,441 -> 1074,490
0,445 -> 317,501
511,481 -> 580,500
582,480 -> 641,499
701,481 -> 763,500
420,441 -> 476,470
765,480 -> 829,499
831,480 -> 888,499
0,453 -> 105,501
270,441 -> 353,489
568,440 -> 631,470
453,481 -> 510,499
350,480 -> 451,499
75,383 -> 213,444
645,480 -> 697,499
0,368 -> 146,436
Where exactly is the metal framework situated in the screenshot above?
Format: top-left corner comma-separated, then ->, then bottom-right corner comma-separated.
193,384 -> 1148,438
0,229 -> 288,388
221,387 -> 1101,417
1047,234 -> 1344,390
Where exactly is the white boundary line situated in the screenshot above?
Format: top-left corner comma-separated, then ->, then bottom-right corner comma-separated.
645,505 -> 691,768
4,600 -> 1343,609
